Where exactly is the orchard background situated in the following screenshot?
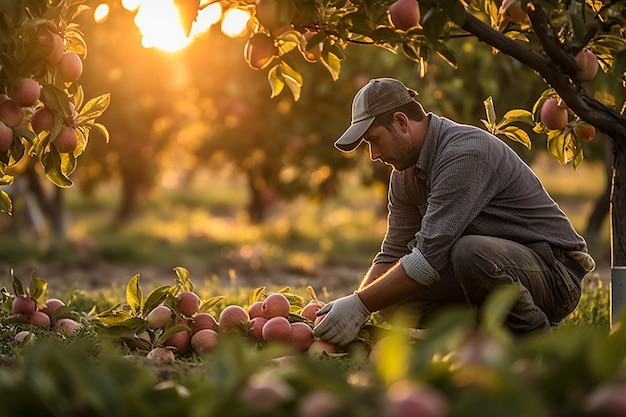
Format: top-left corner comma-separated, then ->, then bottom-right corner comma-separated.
0,1 -> 625,416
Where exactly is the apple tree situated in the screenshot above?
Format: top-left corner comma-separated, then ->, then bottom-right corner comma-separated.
0,0 -> 110,239
174,0 -> 625,318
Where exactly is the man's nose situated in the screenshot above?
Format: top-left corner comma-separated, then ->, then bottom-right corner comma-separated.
369,143 -> 381,161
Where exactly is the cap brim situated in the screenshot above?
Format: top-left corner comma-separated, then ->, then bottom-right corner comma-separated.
333,117 -> 374,152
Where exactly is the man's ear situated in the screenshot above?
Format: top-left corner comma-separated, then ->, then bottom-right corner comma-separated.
393,112 -> 409,132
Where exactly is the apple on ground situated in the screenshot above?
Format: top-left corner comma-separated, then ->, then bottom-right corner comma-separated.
191,312 -> 218,334
29,311 -> 51,329
12,296 -> 36,315
53,318 -> 80,334
262,316 -> 292,343
289,322 -> 314,351
146,305 -> 173,329
147,347 -> 176,361
219,305 -> 250,330
176,291 -> 201,316
191,328 -> 219,353
262,293 -> 291,318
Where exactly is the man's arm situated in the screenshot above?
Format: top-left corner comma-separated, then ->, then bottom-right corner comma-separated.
356,261 -> 425,313
358,262 -> 394,290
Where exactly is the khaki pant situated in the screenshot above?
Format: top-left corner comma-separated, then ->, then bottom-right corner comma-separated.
381,235 -> 585,335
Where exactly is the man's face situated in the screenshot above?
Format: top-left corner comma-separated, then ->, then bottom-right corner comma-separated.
362,119 -> 420,171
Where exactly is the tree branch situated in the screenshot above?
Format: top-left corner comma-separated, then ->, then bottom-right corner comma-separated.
460,9 -> 626,149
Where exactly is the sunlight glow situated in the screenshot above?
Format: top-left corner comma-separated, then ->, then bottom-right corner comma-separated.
120,0 -> 226,52
221,8 -> 251,38
94,4 -> 110,23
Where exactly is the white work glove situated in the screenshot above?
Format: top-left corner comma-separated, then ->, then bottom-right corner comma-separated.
312,293 -> 371,346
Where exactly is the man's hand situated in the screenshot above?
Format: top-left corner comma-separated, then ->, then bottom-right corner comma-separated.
312,293 -> 371,345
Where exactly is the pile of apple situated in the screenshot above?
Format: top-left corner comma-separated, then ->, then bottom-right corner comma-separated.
0,27 -> 83,154
9,295 -> 81,343
144,290 -> 338,361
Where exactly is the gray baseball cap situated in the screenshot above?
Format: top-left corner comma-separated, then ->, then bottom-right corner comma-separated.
334,78 -> 418,152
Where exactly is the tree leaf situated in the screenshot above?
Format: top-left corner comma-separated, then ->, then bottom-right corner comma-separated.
199,295 -> 225,313
43,148 -> 73,188
77,93 -> 110,123
126,274 -> 143,315
28,275 -> 47,302
501,126 -> 532,149
143,285 -> 172,316
0,190 -> 12,215
173,266 -> 192,291
268,65 -> 285,98
321,51 -> 342,81
158,324 -> 190,345
483,96 -> 497,127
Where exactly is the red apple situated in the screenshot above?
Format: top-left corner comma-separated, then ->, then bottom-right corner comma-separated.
42,298 -> 65,317
301,301 -> 324,322
249,316 -> 268,341
164,326 -> 191,354
575,49 -> 599,82
176,291 -> 201,316
307,338 -> 336,357
12,296 -> 36,315
384,381 -> 449,417
146,305 -> 173,329
0,99 -> 25,127
540,97 -> 568,130
147,347 -> 175,361
262,316 -> 292,343
0,121 -> 13,152
53,318 -> 80,334
58,52 -> 83,83
53,125 -> 78,153
244,33 -> 276,70
389,0 -> 421,31
191,328 -> 219,353
31,107 -> 55,133
219,305 -> 250,329
290,322 -> 314,351
500,0 -> 526,23
248,301 -> 264,318
574,122 -> 596,142
191,312 -> 219,334
15,330 -> 36,344
262,293 -> 291,319
12,78 -> 41,107
29,311 -> 51,329
37,29 -> 65,64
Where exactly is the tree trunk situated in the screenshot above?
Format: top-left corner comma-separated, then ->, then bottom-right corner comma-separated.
24,161 -> 67,242
611,131 -> 626,325
585,138 -> 611,246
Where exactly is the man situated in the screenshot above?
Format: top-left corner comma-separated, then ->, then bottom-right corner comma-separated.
312,78 -> 595,345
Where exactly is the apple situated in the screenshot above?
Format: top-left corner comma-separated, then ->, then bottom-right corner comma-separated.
191,312 -> 218,334
262,293 -> 290,319
29,311 -> 51,329
58,52 -> 83,83
37,29 -> 65,64
307,338 -> 336,357
53,125 -> 78,153
297,390 -> 342,417
574,122 -> 596,142
249,316 -> 268,341
0,99 -> 25,127
146,305 -> 173,329
262,316 -> 292,343
300,31 -> 322,63
0,121 -> 13,152
388,0 -> 421,31
53,318 -> 80,334
12,296 -> 36,315
300,301 -> 324,322
41,298 -> 65,317
164,325 -> 191,354
540,97 -> 568,130
290,322 -> 314,351
31,107 -> 55,133
255,0 -> 295,31
383,381 -> 449,417
575,49 -> 599,82
12,78 -> 41,107
176,291 -> 201,316
500,0 -> 526,23
15,330 -> 36,344
244,33 -> 276,70
248,300 -> 264,318
147,347 -> 175,361
191,328 -> 219,353
219,305 -> 250,329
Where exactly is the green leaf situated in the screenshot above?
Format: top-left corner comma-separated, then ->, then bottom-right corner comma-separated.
88,122 -> 110,143
43,149 -> 73,188
268,65 -> 285,98
12,272 -> 25,297
126,274 -> 143,315
483,96 -> 497,127
498,109 -> 534,127
279,61 -> 303,101
569,12 -> 587,45
248,287 -> 267,306
199,295 -> 225,313
422,7 -> 447,43
321,51 -> 342,81
433,40 -> 458,69
501,126 -> 532,149
76,93 -> 110,123
92,303 -> 135,326
28,276 -> 47,301
0,190 -> 12,215
143,285 -> 172,316
173,266 -> 192,291
547,129 -> 575,165
158,324 -> 190,345
480,285 -> 520,336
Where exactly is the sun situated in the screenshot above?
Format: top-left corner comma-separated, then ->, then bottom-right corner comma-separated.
95,1 -> 251,52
